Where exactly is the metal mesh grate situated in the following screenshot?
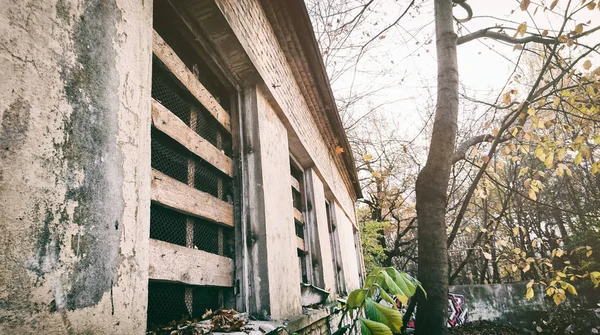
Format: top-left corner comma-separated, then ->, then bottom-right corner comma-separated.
147,281 -> 229,329
298,250 -> 308,283
151,130 -> 233,202
151,204 -> 187,246
295,222 -> 304,239
150,204 -> 234,258
152,57 -> 232,157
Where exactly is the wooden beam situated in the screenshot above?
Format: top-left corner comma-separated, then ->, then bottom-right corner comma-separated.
296,236 -> 305,251
294,208 -> 304,223
152,99 -> 233,177
151,169 -> 234,227
149,239 -> 234,287
152,30 -> 231,132
291,175 -> 301,192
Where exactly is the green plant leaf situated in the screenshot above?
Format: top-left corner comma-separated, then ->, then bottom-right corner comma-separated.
364,267 -> 383,287
360,318 -> 392,335
365,298 -> 403,333
347,289 -> 366,308
373,283 -> 396,307
381,271 -> 402,295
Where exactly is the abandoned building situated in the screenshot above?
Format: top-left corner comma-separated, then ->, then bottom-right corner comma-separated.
0,0 -> 364,333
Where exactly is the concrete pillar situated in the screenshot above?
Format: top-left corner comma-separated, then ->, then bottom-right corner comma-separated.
304,169 -> 337,297
0,0 -> 152,333
240,86 -> 302,320
334,205 -> 362,292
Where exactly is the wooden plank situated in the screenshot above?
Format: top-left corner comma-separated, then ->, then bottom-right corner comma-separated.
291,175 -> 301,192
152,99 -> 233,177
294,208 -> 304,223
296,236 -> 305,251
152,30 -> 231,132
149,239 -> 234,287
151,169 -> 234,227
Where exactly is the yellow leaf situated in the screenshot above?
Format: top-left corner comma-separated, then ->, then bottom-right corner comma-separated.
546,287 -> 555,296
371,171 -> 381,179
592,163 -> 598,175
553,97 -> 561,106
584,60 -> 593,70
515,22 -> 528,37
566,284 -> 577,295
588,1 -> 596,10
557,271 -> 566,277
574,23 -> 584,35
513,226 -> 520,236
528,189 -> 537,200
549,0 -> 558,11
523,264 -> 531,273
587,250 -> 593,257
520,0 -> 531,10
514,248 -> 522,254
511,264 -> 518,272
553,293 -> 563,305
363,153 -> 373,162
574,152 -> 583,165
557,148 -> 566,160
594,136 -> 600,145
334,146 -> 344,154
526,287 -> 534,300
545,152 -> 554,168
465,226 -> 472,233
527,279 -> 535,288
535,146 -> 545,161
591,271 -> 600,288
483,252 -> 492,260
518,167 -> 529,178
532,240 -> 537,248
527,107 -> 536,116
503,92 -> 512,105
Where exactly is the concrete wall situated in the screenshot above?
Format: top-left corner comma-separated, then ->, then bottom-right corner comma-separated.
257,91 -> 303,319
334,205 -> 361,292
308,169 -> 338,296
449,282 -> 600,327
0,0 -> 152,333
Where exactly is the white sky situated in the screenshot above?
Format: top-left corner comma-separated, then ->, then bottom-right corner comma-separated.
313,0 -> 600,151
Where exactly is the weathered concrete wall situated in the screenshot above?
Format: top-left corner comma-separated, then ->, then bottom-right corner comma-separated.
449,282 -> 600,327
242,87 -> 302,320
334,204 -> 361,292
0,0 -> 152,333
258,90 -> 303,319
213,0 -> 356,225
309,170 -> 337,297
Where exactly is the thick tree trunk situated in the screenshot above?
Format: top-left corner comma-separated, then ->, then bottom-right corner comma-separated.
415,0 -> 458,333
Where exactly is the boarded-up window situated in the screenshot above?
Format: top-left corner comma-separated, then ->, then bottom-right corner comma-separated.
147,23 -> 236,329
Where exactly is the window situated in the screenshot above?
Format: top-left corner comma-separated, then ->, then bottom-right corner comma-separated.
146,9 -> 237,328
290,157 -> 309,284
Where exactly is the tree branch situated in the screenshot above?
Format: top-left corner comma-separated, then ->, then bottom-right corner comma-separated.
458,29 -> 558,46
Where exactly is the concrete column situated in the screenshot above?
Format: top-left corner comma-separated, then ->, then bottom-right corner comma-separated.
304,169 -> 337,297
0,0 -> 152,333
334,205 -> 362,292
240,86 -> 302,320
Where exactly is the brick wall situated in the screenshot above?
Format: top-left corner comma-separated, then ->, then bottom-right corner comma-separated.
214,0 -> 357,223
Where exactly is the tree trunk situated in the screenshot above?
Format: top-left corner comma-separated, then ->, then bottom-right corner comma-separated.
415,0 -> 458,333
